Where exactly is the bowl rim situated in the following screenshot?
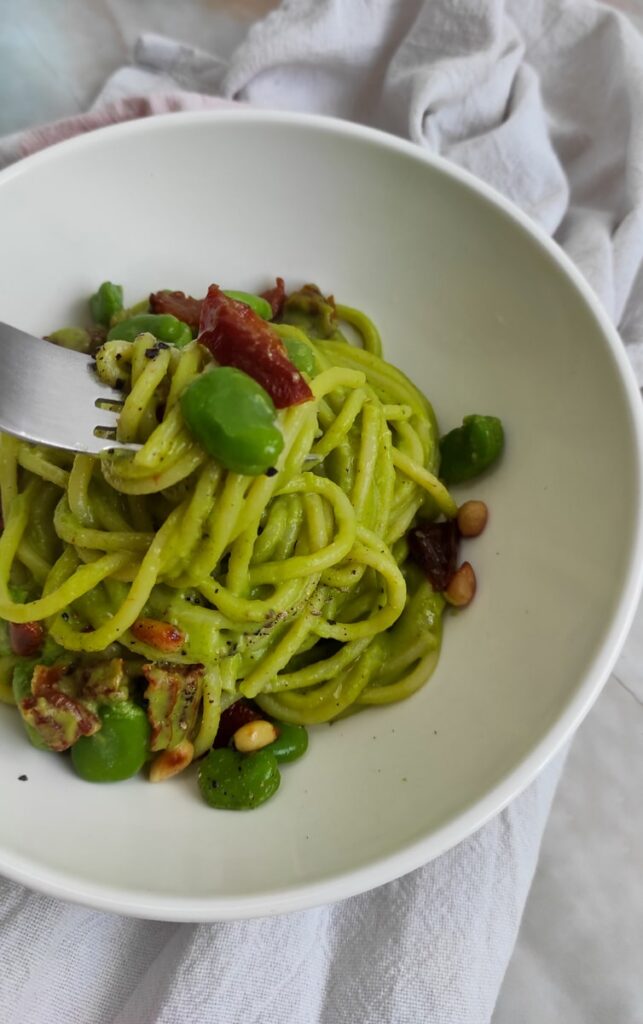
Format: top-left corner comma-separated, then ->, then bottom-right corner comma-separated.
1,107 -> 642,921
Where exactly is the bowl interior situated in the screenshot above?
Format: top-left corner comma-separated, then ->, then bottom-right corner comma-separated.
0,112 -> 641,919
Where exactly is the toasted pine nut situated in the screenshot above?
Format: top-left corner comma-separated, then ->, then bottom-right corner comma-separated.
233,719 -> 278,753
131,618 -> 185,652
149,739 -> 194,782
445,561 -> 476,607
456,500 -> 488,538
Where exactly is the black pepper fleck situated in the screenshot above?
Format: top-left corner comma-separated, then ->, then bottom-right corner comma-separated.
18,774 -> 28,782
265,467 -> 278,477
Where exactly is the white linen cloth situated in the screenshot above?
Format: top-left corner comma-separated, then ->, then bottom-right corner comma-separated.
1,2 -> 641,1022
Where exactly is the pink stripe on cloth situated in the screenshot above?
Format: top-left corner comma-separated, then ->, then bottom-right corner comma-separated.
1,93 -> 239,168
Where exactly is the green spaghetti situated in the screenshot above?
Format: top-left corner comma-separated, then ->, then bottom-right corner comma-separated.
0,279 -> 501,808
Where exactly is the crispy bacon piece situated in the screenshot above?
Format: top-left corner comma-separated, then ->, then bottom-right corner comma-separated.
198,285 -> 313,408
214,698 -> 263,749
260,276 -> 286,319
9,621 -> 44,657
20,665 -> 101,752
149,290 -> 202,331
407,520 -> 460,592
131,618 -> 185,653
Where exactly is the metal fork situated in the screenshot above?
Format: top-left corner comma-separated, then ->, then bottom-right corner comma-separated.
0,322 -> 127,454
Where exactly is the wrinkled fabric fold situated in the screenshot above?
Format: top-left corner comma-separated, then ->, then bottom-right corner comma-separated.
0,756 -> 564,1024
97,0 -> 643,375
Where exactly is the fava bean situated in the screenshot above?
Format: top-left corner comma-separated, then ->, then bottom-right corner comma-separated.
90,281 -> 124,327
47,327 -> 92,353
267,721 -> 308,763
107,313 -> 192,347
439,414 -> 504,485
109,298 -> 150,327
283,338 -> 316,376
71,701 -> 150,782
198,747 -> 280,809
223,290 -> 273,321
180,366 -> 284,476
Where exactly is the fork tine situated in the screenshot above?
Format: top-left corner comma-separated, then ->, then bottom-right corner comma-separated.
93,425 -> 118,442
0,321 -> 139,455
95,397 -> 124,414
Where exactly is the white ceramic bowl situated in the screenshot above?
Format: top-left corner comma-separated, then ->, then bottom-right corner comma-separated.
0,111 -> 641,920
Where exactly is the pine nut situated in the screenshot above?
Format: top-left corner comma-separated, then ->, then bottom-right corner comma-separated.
149,739 -> 194,782
131,617 -> 185,652
456,500 -> 488,538
233,720 -> 278,753
445,561 -> 476,607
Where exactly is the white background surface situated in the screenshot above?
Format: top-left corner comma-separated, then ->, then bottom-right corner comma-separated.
2,2 -> 643,1021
